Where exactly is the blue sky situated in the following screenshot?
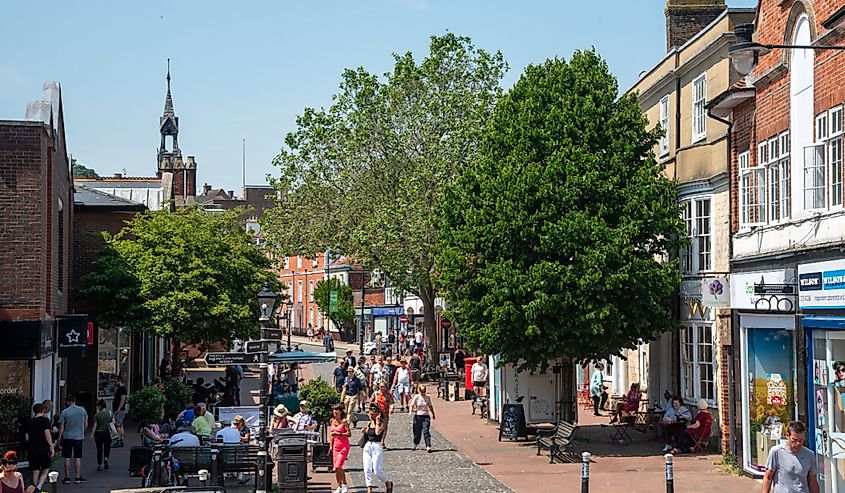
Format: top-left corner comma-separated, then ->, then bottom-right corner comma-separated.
0,0 -> 756,194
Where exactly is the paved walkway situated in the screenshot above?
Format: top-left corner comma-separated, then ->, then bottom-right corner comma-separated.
429,397 -> 761,493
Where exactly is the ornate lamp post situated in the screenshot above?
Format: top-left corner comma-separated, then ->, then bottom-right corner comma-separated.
285,298 -> 294,351
727,23 -> 845,76
255,281 -> 278,493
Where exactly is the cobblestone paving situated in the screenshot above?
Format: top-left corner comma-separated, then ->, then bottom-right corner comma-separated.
312,362 -> 512,492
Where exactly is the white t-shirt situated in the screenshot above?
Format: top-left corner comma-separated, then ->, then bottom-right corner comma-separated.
414,331 -> 423,344
396,367 -> 410,385
471,362 -> 488,382
370,363 -> 385,384
169,432 -> 200,447
216,426 -> 242,444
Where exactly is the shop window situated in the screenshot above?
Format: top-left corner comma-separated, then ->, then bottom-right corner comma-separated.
680,323 -> 715,404
98,327 -> 131,399
0,360 -> 32,398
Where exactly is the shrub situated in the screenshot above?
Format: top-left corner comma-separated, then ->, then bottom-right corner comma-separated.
0,393 -> 30,437
298,377 -> 341,424
163,378 -> 193,418
128,385 -> 166,425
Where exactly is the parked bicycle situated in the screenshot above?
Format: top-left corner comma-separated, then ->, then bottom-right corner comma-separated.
140,439 -> 187,487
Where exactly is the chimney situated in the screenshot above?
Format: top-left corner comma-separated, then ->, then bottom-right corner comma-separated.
203,183 -> 211,195
228,190 -> 235,199
665,0 -> 726,51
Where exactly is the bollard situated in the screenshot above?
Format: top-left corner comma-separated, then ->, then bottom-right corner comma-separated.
48,471 -> 58,493
581,452 -> 591,493
664,453 -> 674,493
198,469 -> 208,487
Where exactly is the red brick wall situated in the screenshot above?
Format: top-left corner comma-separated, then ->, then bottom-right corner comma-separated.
70,209 -> 135,311
730,99 -> 756,233
0,121 -> 71,320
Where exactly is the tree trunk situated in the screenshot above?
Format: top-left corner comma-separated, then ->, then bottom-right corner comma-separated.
419,285 -> 437,365
560,356 -> 576,423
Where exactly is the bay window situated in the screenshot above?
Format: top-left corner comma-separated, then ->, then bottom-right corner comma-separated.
739,150 -> 765,226
659,95 -> 669,156
681,323 -> 716,404
692,74 -> 707,143
679,196 -> 712,274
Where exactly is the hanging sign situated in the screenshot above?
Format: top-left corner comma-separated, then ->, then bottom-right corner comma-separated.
700,277 -> 730,308
329,291 -> 339,314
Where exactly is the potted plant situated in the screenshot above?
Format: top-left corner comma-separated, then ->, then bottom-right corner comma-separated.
128,385 -> 166,427
162,378 -> 193,419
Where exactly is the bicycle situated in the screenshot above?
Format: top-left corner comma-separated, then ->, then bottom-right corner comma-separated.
140,439 -> 187,488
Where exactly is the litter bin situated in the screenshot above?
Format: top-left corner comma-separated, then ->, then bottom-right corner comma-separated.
274,437 -> 307,493
464,357 -> 478,400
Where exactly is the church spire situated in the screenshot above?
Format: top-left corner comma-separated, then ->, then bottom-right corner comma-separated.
163,58 -> 175,117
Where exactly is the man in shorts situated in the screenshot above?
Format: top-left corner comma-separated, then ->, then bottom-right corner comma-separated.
409,350 -> 422,392
112,376 -> 128,447
471,355 -> 489,399
59,395 -> 88,484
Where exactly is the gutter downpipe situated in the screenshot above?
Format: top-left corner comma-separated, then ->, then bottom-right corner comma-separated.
707,107 -> 737,458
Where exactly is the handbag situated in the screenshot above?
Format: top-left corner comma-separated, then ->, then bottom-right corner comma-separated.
108,411 -> 119,441
357,429 -> 368,448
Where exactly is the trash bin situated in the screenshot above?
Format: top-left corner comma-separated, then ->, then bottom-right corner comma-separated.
274,437 -> 307,493
464,357 -> 477,400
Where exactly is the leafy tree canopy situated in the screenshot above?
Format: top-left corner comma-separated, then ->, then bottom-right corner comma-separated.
314,277 -> 355,330
263,33 -> 507,359
79,206 -> 278,347
71,157 -> 99,178
437,51 -> 684,372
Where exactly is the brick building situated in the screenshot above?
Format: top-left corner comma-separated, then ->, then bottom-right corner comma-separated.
717,0 -> 845,479
67,186 -> 146,407
0,82 -> 73,407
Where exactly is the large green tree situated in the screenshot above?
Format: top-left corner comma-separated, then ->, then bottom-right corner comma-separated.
438,52 -> 684,373
264,34 -> 507,360
79,206 -> 277,348
314,277 -> 355,332
71,157 -> 99,178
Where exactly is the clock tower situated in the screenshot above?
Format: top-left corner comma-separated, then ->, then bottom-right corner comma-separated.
156,60 -> 196,209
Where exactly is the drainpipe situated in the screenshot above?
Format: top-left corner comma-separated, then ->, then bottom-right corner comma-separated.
707,107 -> 736,457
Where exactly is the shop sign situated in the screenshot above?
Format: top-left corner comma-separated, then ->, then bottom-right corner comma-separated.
680,280 -> 710,320
58,315 -> 89,357
372,307 -> 404,316
701,276 -> 730,308
799,259 -> 845,309
730,269 -> 797,312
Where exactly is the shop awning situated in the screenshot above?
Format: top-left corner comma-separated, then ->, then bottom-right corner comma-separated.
802,316 -> 845,329
268,351 -> 337,364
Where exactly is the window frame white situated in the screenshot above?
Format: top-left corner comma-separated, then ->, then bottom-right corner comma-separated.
691,73 -> 707,143
309,280 -> 314,302
283,257 -> 290,270
830,106 -> 844,208
297,280 -> 303,303
679,196 -> 712,274
659,95 -> 670,156
738,150 -> 766,227
296,256 -> 303,269
680,322 -> 716,406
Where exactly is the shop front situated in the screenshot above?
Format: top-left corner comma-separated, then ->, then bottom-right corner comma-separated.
800,258 -> 845,493
731,269 -> 798,475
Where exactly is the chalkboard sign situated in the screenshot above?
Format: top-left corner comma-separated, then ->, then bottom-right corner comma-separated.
498,403 -> 528,441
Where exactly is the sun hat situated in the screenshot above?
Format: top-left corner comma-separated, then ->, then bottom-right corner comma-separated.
299,400 -> 310,410
273,404 -> 289,418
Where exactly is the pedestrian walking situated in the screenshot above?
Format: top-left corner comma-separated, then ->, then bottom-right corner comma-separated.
91,400 -> 114,471
329,404 -> 351,493
393,360 -> 412,411
409,351 -> 422,392
360,405 -> 393,493
589,362 -> 608,416
1,451 -> 35,493
24,403 -> 53,492
762,421 -> 819,493
370,381 -> 394,449
341,368 -> 363,426
112,376 -> 127,447
58,395 -> 87,484
307,323 -> 314,342
323,331 -> 335,353
471,355 -> 489,399
409,384 -> 436,452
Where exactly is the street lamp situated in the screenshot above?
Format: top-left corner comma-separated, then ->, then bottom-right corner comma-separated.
728,23 -> 845,76
254,281 -> 277,493
285,298 -> 294,352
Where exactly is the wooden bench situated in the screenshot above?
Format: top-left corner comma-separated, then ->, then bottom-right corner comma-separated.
170,446 -> 217,476
536,421 -> 578,463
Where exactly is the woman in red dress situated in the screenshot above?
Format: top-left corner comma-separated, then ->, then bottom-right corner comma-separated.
328,404 -> 352,493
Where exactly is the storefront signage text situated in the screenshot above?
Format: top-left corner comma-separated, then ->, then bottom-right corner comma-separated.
799,259 -> 845,309
730,270 -> 796,312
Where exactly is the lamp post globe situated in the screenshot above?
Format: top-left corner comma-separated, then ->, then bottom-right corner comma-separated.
256,281 -> 278,322
728,23 -> 770,76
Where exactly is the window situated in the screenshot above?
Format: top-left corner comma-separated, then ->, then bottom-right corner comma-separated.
659,95 -> 670,155
309,307 -> 314,326
680,323 -> 716,404
779,132 -> 791,217
283,257 -> 290,269
309,280 -> 314,302
831,106 -> 844,207
297,280 -> 303,303
692,74 -> 707,142
679,197 -> 712,274
312,257 -> 319,268
739,151 -> 765,226
296,256 -> 302,269
766,134 -> 791,222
